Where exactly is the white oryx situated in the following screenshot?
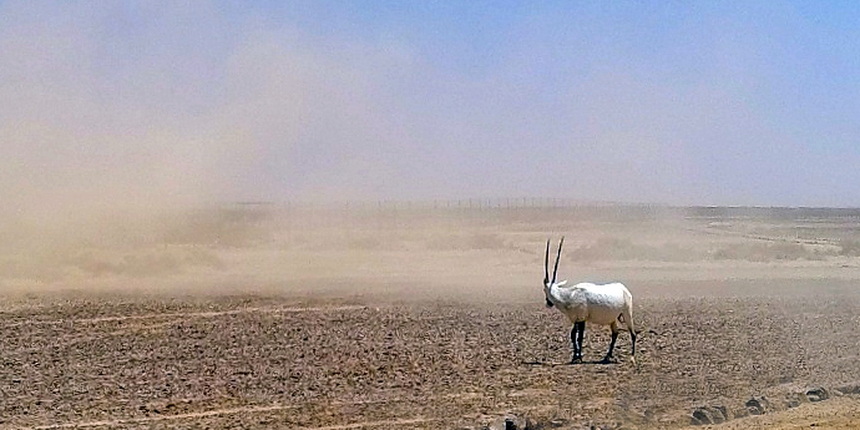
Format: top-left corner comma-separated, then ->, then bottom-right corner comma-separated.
543,237 -> 637,364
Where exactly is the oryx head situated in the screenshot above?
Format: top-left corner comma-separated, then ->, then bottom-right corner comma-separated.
543,236 -> 564,308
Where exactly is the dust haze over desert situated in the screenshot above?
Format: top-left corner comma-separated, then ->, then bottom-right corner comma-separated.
3,2 -> 860,429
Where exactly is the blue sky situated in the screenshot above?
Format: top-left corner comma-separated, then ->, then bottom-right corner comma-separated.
2,1 -> 860,211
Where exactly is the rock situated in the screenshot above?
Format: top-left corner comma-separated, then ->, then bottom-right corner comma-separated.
690,405 -> 729,425
745,396 -> 770,415
834,382 -> 860,395
784,392 -> 807,408
549,418 -> 568,428
711,405 -> 729,423
806,387 -> 829,402
690,407 -> 712,425
485,414 -> 535,430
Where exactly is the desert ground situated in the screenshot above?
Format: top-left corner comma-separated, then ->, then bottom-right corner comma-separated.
2,203 -> 860,429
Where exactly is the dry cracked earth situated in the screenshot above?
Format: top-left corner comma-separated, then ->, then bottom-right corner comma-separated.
2,286 -> 860,429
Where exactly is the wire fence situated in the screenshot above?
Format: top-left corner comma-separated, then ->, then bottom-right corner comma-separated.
160,199 -> 860,247
212,199 -> 686,237
219,199 -> 860,229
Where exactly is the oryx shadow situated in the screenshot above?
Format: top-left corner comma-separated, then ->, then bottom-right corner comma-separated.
521,359 -> 618,367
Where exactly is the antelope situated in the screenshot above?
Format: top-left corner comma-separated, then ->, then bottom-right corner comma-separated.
543,237 -> 637,364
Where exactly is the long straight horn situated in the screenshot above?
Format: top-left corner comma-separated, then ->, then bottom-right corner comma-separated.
551,236 -> 565,284
544,239 -> 551,285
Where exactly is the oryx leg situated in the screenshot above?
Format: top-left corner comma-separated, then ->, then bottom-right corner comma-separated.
569,325 -> 579,363
630,327 -> 637,358
570,321 -> 585,363
602,321 -> 620,364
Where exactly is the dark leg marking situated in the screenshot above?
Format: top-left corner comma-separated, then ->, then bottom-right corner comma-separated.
576,321 -> 585,360
630,329 -> 637,357
569,322 -> 585,363
603,330 -> 619,363
569,325 -> 578,363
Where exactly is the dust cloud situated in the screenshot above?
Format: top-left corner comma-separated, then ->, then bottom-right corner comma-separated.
0,4 -> 304,291
7,1 -> 854,219
0,3 -> 425,227
3,3 -> 860,296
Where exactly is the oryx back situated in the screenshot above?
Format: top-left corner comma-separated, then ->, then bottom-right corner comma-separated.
561,282 -> 631,326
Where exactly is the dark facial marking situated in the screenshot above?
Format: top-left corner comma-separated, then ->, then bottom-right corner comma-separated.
545,298 -> 554,308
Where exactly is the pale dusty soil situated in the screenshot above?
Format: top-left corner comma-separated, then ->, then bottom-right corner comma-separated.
2,206 -> 860,429
686,396 -> 860,429
2,278 -> 859,429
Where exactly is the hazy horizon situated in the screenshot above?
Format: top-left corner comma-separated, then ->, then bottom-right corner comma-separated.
3,1 -> 860,221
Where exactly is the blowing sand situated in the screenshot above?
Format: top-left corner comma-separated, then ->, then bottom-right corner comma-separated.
2,204 -> 860,428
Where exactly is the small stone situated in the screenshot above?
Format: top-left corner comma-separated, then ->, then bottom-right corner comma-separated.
745,397 -> 770,415
549,418 -> 568,428
834,382 -> 860,395
784,392 -> 807,408
691,408 -> 712,425
709,405 -> 728,423
806,387 -> 829,402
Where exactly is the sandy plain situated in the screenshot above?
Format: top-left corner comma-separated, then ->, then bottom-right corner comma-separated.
2,204 -> 860,429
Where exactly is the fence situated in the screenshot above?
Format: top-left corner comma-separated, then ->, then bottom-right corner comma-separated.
171,200 -> 860,246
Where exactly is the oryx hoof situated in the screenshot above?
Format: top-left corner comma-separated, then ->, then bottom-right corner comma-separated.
599,356 -> 618,364
569,356 -> 583,364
